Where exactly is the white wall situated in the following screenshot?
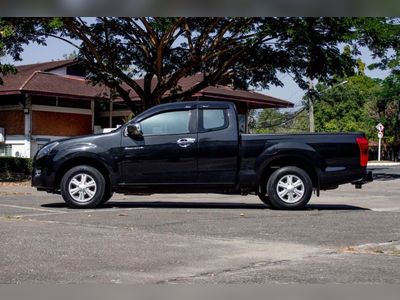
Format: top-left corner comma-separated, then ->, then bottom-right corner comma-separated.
5,135 -> 68,158
5,136 -> 28,158
31,135 -> 68,157
48,66 -> 67,76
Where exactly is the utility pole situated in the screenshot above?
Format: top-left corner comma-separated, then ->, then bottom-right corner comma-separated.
308,79 -> 315,133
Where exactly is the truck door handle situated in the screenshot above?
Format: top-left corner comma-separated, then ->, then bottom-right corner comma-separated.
177,138 -> 196,148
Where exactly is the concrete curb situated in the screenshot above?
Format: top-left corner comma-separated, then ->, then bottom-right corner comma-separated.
368,162 -> 400,167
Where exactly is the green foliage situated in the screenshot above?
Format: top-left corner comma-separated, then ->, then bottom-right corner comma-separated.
62,50 -> 78,60
375,74 -> 400,146
1,17 -> 399,114
0,157 -> 32,180
1,17 -> 397,112
313,75 -> 381,140
0,17 -> 48,84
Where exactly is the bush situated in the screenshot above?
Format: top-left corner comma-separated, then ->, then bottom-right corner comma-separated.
0,157 -> 32,181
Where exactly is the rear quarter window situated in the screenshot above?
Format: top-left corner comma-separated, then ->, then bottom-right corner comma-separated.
200,109 -> 229,132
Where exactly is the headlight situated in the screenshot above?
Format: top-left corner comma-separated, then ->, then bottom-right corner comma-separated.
35,142 -> 59,160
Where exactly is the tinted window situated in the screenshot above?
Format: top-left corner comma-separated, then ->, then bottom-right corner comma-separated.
202,109 -> 228,130
141,110 -> 190,135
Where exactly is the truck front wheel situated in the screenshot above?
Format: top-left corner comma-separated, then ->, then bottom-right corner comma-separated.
60,165 -> 106,208
266,166 -> 312,210
258,193 -> 271,206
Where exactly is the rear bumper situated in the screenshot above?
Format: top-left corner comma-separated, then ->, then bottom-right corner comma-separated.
351,171 -> 373,188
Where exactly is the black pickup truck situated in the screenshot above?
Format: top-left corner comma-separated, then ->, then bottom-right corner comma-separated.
32,101 -> 372,210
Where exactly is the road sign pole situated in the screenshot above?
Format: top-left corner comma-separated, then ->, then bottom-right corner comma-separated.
378,137 -> 381,161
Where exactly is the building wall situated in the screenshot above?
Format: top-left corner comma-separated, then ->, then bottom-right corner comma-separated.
0,110 -> 24,135
4,138 -> 25,157
32,111 -> 92,136
31,134 -> 69,157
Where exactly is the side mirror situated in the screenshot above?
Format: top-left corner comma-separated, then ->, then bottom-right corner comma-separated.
126,123 -> 143,138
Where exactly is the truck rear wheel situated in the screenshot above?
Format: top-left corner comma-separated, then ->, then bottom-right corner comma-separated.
60,165 -> 105,208
266,166 -> 312,210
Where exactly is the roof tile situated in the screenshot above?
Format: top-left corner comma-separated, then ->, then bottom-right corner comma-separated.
0,60 -> 293,108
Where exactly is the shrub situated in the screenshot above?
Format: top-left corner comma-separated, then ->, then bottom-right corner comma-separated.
0,157 -> 32,181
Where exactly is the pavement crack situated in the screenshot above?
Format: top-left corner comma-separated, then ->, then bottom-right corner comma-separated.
156,259 -> 292,283
156,249 -> 337,283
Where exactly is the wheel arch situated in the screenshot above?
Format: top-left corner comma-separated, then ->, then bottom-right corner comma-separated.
55,157 -> 112,194
257,155 -> 320,195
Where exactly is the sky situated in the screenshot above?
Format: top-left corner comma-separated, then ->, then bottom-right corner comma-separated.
3,36 -> 393,110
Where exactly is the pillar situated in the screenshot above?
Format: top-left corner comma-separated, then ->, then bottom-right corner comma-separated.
23,95 -> 32,158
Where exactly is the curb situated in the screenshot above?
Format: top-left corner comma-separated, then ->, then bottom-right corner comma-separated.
368,162 -> 400,167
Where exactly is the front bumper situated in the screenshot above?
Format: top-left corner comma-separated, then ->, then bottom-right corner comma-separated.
31,160 -> 57,192
352,171 -> 373,189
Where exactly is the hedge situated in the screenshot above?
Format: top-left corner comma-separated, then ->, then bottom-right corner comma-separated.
0,157 -> 32,181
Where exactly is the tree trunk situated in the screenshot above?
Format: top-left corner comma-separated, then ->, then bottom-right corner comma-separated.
113,84 -> 138,113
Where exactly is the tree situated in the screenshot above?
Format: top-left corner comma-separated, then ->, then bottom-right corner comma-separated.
1,17 -> 399,113
375,74 -> 400,160
254,108 -> 308,133
62,50 -> 78,60
0,18 -> 48,84
313,75 -> 380,139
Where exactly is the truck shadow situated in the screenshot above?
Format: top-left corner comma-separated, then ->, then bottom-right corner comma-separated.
372,173 -> 400,181
368,167 -> 400,181
42,201 -> 369,211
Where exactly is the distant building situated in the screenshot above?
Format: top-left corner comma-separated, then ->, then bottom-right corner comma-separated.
0,60 -> 293,158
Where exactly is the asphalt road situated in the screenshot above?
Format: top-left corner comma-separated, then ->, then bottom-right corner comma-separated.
0,166 -> 399,283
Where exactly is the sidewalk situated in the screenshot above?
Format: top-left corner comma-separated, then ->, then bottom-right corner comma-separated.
368,160 -> 400,167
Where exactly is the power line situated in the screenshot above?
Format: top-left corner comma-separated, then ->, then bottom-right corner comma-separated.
261,107 -> 307,128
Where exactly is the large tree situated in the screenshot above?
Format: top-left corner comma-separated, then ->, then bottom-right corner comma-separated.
375,73 -> 400,160
1,17 -> 399,113
313,75 -> 381,139
0,18 -> 49,84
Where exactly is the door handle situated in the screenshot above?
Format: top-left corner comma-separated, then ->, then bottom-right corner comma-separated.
177,138 -> 196,148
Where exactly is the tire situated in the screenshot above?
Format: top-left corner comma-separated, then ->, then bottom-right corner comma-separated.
258,192 -> 272,206
266,166 -> 312,210
60,165 -> 106,208
100,190 -> 114,205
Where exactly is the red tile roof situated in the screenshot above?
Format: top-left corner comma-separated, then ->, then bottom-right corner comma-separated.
0,60 -> 293,108
22,72 -> 109,100
0,60 -> 76,92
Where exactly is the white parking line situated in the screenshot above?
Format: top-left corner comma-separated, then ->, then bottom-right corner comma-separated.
370,207 -> 400,212
0,203 -> 149,219
0,203 -> 66,214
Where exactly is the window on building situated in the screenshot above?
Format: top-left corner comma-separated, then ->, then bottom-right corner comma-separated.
66,65 -> 87,77
57,98 -> 91,109
0,144 -> 12,157
140,110 -> 191,135
31,96 -> 57,106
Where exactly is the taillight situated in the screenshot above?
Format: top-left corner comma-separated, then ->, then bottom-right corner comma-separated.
356,137 -> 369,167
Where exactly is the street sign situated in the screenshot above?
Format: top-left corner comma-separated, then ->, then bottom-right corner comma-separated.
376,123 -> 384,132
376,124 -> 384,161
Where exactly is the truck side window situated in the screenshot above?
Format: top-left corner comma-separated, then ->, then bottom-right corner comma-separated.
140,110 -> 191,135
201,109 -> 228,131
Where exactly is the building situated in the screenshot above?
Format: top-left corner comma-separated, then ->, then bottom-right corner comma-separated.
0,60 -> 293,158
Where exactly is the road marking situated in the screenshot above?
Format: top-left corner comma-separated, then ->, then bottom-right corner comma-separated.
370,207 -> 400,212
0,203 -> 150,219
0,203 -> 66,214
12,212 -> 69,218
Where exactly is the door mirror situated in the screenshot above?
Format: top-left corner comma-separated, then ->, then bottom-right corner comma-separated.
126,123 -> 143,138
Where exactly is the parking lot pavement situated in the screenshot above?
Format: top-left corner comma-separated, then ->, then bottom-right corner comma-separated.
0,166 -> 399,283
